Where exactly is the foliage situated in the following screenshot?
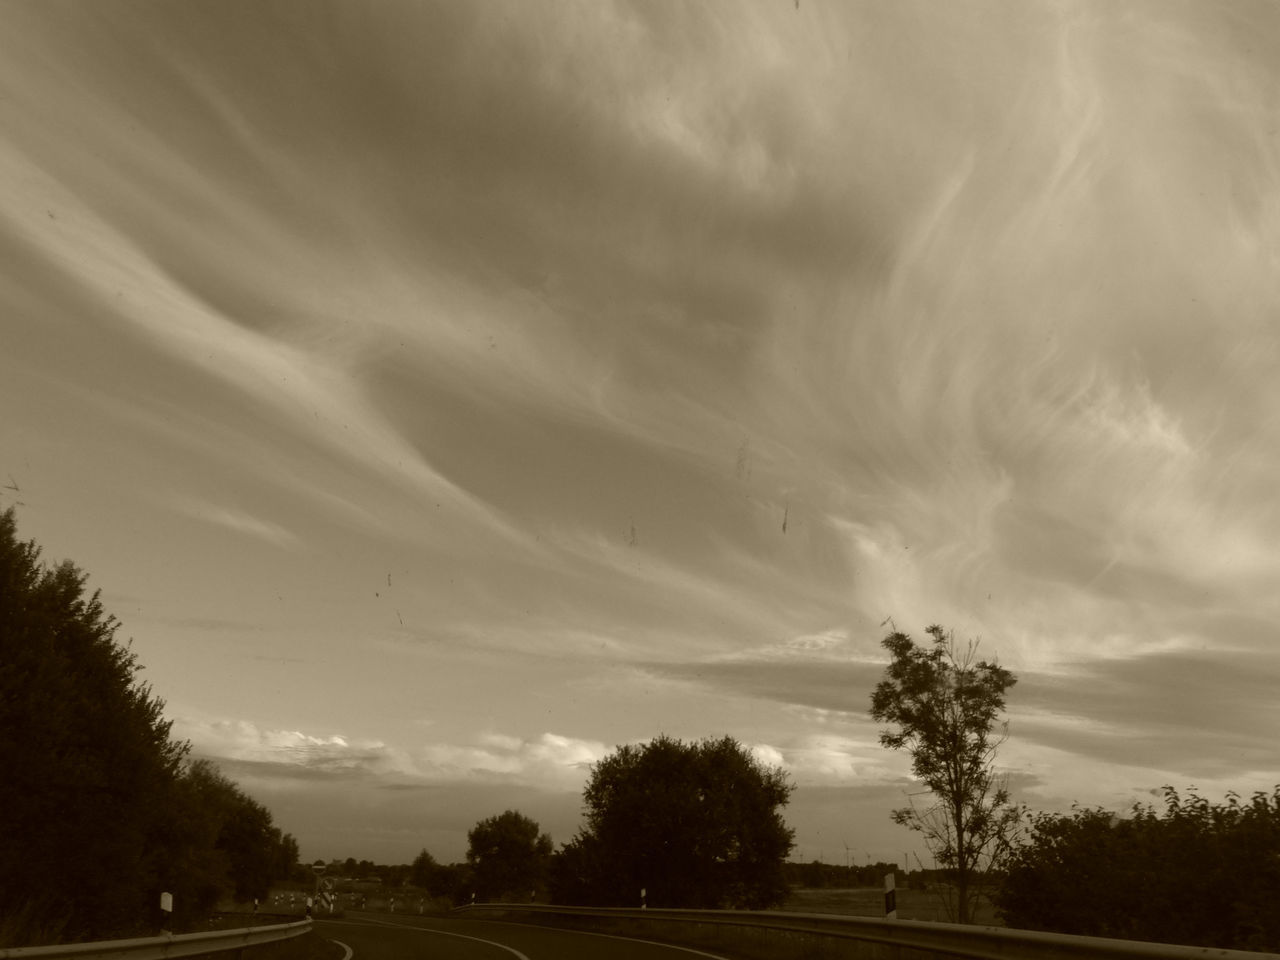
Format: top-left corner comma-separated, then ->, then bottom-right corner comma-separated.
0,508 -> 186,942
995,786 -> 1280,951
409,849 -> 466,900
552,734 -> 795,909
466,811 -> 552,901
439,862 -> 475,904
315,858 -> 424,891
178,761 -> 298,905
549,833 -> 610,907
869,624 -> 1019,923
409,849 -> 439,892
0,508 -> 297,944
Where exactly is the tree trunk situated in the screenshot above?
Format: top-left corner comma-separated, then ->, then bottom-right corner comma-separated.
954,795 -> 970,924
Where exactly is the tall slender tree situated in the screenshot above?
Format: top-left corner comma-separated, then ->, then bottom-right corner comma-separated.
870,624 -> 1019,923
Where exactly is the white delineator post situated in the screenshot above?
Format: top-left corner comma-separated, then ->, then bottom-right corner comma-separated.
159,892 -> 173,935
640,887 -> 647,909
884,872 -> 897,920
310,860 -> 325,917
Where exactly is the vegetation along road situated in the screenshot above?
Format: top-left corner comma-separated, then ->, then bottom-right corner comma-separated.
317,912 -> 732,960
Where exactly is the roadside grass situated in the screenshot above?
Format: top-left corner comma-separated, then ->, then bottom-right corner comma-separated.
780,886 -> 1002,925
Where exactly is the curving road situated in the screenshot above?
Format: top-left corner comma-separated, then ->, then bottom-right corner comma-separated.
317,911 -> 734,960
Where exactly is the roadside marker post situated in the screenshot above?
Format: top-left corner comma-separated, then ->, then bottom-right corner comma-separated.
309,860 -> 326,918
159,892 -> 173,935
884,872 -> 897,919
640,887 -> 647,910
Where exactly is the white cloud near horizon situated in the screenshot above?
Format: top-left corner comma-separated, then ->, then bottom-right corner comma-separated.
179,718 -> 610,793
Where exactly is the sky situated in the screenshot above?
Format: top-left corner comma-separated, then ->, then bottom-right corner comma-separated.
2,0 -> 1279,869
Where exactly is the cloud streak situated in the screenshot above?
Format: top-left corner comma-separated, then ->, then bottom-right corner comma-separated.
3,0 -> 1279,863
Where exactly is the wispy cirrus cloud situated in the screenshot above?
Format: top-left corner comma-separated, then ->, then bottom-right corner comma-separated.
171,498 -> 298,549
5,0 -> 1280,865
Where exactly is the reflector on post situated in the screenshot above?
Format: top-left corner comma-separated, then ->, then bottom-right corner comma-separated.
159,891 -> 173,936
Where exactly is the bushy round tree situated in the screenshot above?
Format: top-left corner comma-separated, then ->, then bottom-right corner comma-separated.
466,810 -> 552,901
553,735 -> 794,909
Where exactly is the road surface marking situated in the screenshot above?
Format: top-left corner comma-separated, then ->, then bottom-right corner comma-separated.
329,939 -> 352,960
329,914 -> 731,959
524,926 -> 732,959
351,916 -> 531,960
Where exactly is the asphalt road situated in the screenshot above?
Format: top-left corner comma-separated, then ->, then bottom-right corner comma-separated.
316,911 -> 735,960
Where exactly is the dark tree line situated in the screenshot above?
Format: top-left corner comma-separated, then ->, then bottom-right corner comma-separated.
403,736 -> 795,910
995,786 -> 1280,952
410,849 -> 471,901
305,859 -> 419,888
329,858 -> 407,884
0,508 -> 297,946
783,860 -> 908,890
404,811 -> 556,905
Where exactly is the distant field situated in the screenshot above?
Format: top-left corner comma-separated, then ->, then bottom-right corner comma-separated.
780,887 -> 1001,925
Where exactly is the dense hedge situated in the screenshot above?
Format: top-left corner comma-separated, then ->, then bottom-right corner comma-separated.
995,786 -> 1280,951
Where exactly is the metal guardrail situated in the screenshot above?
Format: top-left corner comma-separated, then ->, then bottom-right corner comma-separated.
458,903 -> 1280,960
0,919 -> 313,960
